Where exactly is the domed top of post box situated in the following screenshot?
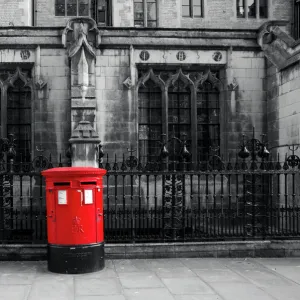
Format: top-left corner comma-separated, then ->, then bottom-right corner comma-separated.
41,167 -> 107,178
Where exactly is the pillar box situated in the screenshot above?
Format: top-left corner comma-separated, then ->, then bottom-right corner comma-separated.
42,167 -> 106,274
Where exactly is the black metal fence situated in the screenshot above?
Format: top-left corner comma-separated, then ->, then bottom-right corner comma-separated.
1,132 -> 300,244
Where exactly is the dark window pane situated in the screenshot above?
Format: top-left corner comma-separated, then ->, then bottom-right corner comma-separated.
97,11 -> 106,23
182,0 -> 190,5
67,0 -> 77,16
259,0 -> 268,18
78,0 -> 89,16
7,86 -> 31,162
134,1 -> 144,25
194,0 -> 201,5
237,0 -> 245,18
55,0 -> 65,16
248,0 -> 256,18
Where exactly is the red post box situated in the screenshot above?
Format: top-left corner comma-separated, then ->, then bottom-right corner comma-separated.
42,167 -> 106,274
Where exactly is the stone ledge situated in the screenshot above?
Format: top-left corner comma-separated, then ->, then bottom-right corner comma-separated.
1,240 -> 300,261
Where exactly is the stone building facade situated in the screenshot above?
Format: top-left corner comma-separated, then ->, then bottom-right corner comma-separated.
0,0 -> 299,166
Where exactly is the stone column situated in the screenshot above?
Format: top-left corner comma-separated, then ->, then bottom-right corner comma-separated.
62,17 -> 101,167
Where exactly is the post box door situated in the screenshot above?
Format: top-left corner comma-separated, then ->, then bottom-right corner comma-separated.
46,188 -> 56,244
95,185 -> 104,243
55,188 -> 97,245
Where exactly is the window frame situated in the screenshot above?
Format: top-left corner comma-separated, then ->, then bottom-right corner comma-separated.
93,0 -> 112,26
294,0 -> 300,40
182,0 -> 204,18
136,68 -> 221,165
0,67 -> 34,163
236,0 -> 268,19
134,0 -> 158,28
55,0 -> 91,17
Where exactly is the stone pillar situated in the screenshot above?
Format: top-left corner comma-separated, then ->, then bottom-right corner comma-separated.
62,17 -> 101,167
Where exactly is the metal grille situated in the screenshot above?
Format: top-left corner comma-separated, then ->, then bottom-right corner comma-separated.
1,133 -> 300,244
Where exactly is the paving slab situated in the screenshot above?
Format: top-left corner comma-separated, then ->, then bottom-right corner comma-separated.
118,271 -> 164,288
75,277 -> 122,296
0,285 -> 31,300
0,258 -> 300,300
123,288 -> 175,300
161,277 -> 215,295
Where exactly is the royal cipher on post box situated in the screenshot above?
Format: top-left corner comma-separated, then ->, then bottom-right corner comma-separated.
42,167 -> 107,274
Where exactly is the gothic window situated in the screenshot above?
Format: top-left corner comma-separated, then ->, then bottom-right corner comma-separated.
237,0 -> 268,18
134,0 -> 157,27
0,68 -> 33,163
182,0 -> 203,18
294,0 -> 300,40
137,69 -> 221,166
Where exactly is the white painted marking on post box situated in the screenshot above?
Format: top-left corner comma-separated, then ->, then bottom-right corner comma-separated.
84,190 -> 93,204
58,190 -> 67,205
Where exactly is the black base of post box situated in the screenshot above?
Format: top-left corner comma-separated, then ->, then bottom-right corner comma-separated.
47,243 -> 104,274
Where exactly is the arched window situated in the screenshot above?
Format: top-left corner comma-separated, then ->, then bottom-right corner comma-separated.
137,68 -> 221,166
0,67 -> 33,163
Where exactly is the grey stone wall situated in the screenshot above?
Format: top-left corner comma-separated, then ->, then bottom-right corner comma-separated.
0,0 -> 32,26
35,0 -> 293,31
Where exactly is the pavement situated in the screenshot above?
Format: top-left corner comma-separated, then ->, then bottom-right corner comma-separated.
1,258 -> 300,300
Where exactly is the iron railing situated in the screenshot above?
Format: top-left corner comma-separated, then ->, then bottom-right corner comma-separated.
1,131 -> 300,244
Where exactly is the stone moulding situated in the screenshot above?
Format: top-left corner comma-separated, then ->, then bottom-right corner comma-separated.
62,17 -> 101,54
1,240 -> 300,260
70,121 -> 99,140
258,21 -> 300,71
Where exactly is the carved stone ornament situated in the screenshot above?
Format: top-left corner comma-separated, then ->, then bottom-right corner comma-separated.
228,77 -> 238,91
71,121 -> 99,139
62,17 -> 101,59
5,67 -> 32,89
140,50 -> 150,61
123,77 -> 133,89
35,78 -> 47,90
